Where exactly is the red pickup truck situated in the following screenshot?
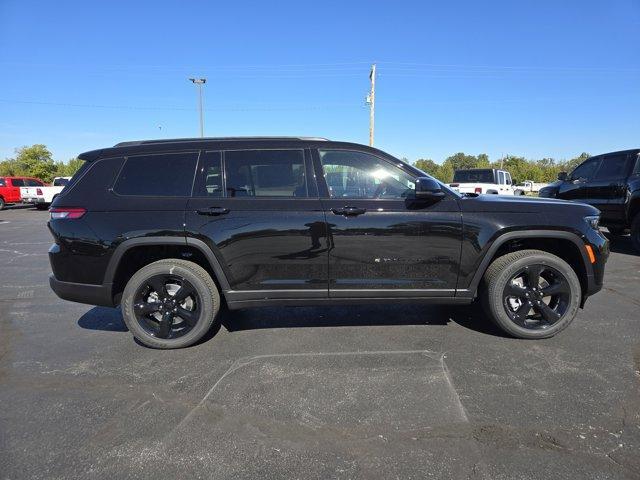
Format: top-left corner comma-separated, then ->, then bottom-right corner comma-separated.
0,176 -> 45,210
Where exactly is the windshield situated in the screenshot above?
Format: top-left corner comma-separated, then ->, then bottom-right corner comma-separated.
453,169 -> 494,183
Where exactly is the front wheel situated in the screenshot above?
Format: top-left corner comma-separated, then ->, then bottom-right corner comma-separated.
121,259 -> 221,348
0,197 -> 5,210
482,250 -> 581,339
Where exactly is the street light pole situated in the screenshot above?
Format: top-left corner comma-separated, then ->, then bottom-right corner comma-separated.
189,78 -> 207,137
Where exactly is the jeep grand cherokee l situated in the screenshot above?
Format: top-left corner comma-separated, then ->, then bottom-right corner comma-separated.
47,137 -> 609,348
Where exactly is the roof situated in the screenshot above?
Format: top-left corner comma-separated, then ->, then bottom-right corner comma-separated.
113,136 -> 329,147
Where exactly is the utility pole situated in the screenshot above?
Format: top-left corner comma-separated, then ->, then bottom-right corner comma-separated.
189,78 -> 206,137
366,64 -> 376,146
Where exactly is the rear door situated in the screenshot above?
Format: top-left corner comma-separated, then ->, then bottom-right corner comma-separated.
314,148 -> 462,297
557,156 -> 602,201
185,148 -> 328,300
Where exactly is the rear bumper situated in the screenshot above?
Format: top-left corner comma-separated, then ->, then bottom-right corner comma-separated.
23,197 -> 46,204
49,274 -> 115,307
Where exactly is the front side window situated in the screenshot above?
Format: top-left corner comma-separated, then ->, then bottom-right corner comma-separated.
114,152 -> 198,196
593,154 -> 629,181
224,149 -> 307,197
570,157 -> 601,181
0,178 -> 6,187
319,150 -> 415,199
505,173 -> 512,185
498,171 -> 505,184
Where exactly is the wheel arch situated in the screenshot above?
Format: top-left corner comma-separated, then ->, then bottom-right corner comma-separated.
463,230 -> 593,301
105,237 -> 230,304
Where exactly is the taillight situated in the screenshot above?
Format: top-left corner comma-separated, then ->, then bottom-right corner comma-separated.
36,188 -> 43,195
474,187 -> 483,194
50,207 -> 86,219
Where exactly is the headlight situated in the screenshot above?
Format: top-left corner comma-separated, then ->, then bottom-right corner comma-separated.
585,215 -> 600,230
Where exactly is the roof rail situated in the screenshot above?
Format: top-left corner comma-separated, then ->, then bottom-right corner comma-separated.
113,136 -> 329,147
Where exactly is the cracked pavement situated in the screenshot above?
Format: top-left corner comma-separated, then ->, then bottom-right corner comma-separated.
0,206 -> 639,479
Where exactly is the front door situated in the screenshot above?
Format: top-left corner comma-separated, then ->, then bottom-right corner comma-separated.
557,156 -> 602,202
588,153 -> 633,223
314,148 -> 462,297
185,149 -> 328,300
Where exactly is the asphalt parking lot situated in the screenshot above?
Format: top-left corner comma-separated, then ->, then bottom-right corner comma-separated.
0,206 -> 638,479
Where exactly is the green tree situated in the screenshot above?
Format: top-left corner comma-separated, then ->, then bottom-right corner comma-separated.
55,157 -> 84,177
10,144 -> 57,182
414,158 -> 439,176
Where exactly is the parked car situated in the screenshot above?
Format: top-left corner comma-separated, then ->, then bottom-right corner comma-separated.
20,176 -> 72,210
48,137 -> 609,348
449,168 -> 524,195
517,180 -> 549,194
0,176 -> 45,210
539,149 -> 640,251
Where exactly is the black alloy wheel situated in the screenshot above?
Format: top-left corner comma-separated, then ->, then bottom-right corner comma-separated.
133,274 -> 201,339
502,264 -> 570,330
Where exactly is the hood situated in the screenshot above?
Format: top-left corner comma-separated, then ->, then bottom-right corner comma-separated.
460,193 -> 600,215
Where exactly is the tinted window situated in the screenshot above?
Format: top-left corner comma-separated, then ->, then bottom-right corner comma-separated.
570,157 -> 600,181
633,155 -> 640,175
225,149 -> 307,197
193,151 -> 223,197
11,178 -> 25,187
453,170 -> 494,183
53,178 -> 69,186
0,178 -> 5,187
319,150 -> 415,199
25,179 -> 42,186
593,154 -> 629,181
114,152 -> 198,196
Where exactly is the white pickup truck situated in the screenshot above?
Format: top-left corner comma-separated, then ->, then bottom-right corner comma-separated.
449,168 -> 524,195
20,176 -> 71,210
516,180 -> 549,193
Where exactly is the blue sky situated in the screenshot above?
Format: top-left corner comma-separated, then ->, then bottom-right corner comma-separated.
1,0 -> 639,163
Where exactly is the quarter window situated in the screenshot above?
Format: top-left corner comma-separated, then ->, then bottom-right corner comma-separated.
224,149 -> 307,197
319,150 -> 415,199
114,152 -> 198,196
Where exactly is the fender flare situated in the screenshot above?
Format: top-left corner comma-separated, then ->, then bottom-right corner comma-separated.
461,230 -> 593,296
103,236 -> 231,292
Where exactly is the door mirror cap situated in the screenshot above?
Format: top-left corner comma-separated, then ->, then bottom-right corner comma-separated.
414,177 -> 445,201
558,171 -> 568,181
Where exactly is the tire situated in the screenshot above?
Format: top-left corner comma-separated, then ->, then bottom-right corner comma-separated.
121,259 -> 221,349
631,215 -> 640,253
0,197 -> 5,210
35,203 -> 49,210
481,249 -> 581,339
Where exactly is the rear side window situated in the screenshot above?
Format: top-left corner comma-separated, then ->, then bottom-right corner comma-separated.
114,152 -> 198,196
193,151 -> 223,197
25,179 -> 42,186
11,178 -> 25,187
224,149 -> 307,197
593,154 -> 629,181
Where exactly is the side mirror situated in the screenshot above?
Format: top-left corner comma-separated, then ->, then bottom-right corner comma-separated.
558,171 -> 568,181
414,177 -> 445,201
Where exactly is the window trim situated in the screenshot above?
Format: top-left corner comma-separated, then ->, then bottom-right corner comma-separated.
220,147 -> 312,199
111,150 -> 200,198
315,147 -> 419,200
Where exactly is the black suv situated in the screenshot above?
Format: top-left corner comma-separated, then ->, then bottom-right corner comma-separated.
539,149 -> 640,250
48,137 -> 609,348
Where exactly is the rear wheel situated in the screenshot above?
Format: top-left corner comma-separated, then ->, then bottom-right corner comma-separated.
35,203 -> 49,211
121,259 -> 221,348
606,226 -> 627,236
631,215 -> 640,253
482,250 -> 581,339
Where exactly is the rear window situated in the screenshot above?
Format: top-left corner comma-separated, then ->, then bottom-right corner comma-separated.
53,178 -> 69,187
453,170 -> 494,183
224,149 -> 307,197
114,152 -> 198,196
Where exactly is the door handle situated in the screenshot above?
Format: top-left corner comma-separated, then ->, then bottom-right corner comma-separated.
331,206 -> 366,216
196,207 -> 229,216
